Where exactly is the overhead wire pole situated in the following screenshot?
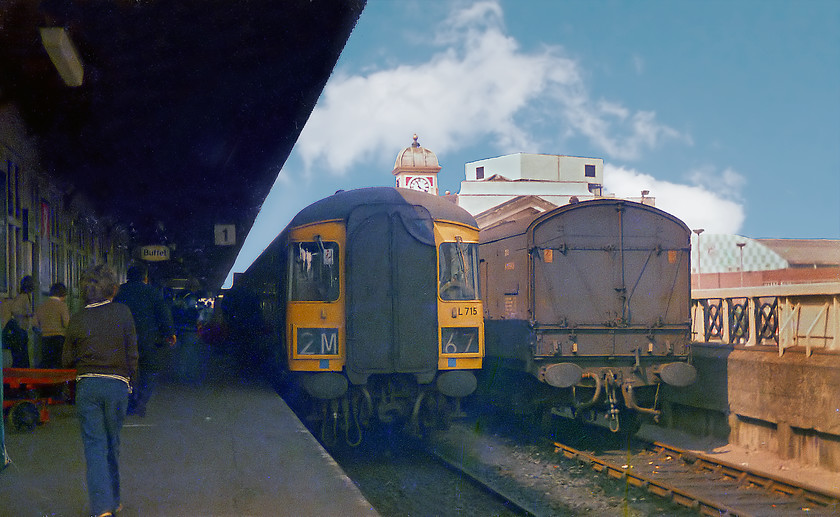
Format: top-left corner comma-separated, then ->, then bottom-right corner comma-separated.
693,229 -> 704,289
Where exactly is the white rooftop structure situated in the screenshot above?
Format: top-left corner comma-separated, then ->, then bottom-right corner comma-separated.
456,153 -> 607,215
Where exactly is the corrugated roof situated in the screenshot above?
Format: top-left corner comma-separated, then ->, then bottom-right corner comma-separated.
757,239 -> 840,267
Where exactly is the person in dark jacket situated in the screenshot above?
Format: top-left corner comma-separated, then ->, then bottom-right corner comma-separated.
114,263 -> 176,417
63,264 -> 138,517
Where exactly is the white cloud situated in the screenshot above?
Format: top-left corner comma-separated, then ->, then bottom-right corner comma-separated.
436,0 -> 505,44
604,164 -> 745,234
687,166 -> 747,199
295,0 -> 686,175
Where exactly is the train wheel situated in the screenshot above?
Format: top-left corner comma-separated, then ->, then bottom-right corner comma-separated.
11,401 -> 40,432
416,395 -> 438,439
417,393 -> 450,439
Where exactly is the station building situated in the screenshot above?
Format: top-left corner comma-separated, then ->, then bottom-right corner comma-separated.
691,233 -> 840,288
0,106 -> 129,309
391,138 -> 649,226
394,137 -> 837,289
455,152 -> 607,216
0,105 -> 131,368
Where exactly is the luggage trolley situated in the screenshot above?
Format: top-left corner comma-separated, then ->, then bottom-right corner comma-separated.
2,368 -> 76,432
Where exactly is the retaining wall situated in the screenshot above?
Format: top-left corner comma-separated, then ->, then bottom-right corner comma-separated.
664,343 -> 840,472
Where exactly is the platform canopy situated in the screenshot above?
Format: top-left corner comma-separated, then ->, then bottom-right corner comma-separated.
0,0 -> 366,290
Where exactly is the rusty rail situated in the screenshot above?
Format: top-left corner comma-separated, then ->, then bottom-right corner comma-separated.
555,439 -> 840,516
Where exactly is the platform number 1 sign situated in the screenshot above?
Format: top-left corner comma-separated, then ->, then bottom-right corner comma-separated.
214,224 -> 236,246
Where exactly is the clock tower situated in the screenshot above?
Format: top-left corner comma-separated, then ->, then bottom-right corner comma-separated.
392,134 -> 441,195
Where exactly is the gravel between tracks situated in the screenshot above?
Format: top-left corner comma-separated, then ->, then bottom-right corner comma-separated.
429,417 -> 697,516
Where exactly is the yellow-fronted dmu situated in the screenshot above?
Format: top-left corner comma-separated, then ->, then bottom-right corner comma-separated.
237,187 -> 483,446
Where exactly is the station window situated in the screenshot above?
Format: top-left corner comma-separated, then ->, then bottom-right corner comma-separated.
21,208 -> 29,241
68,257 -> 77,295
51,242 -> 63,286
585,164 -> 596,177
7,160 -> 20,217
5,162 -> 11,217
50,201 -> 59,238
439,238 -> 480,301
0,164 -> 6,293
0,226 -> 5,293
288,240 -> 340,302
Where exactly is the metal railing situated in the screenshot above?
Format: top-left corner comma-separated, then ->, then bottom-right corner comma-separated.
691,282 -> 840,357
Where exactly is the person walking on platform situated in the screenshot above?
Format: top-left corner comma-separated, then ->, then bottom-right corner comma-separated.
62,264 -> 138,517
2,275 -> 36,367
114,263 -> 176,417
35,282 -> 70,368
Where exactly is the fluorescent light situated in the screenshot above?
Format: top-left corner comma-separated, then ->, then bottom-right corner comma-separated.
39,27 -> 84,87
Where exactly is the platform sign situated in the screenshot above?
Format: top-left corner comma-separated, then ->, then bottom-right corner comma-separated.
140,245 -> 170,261
215,224 -> 235,246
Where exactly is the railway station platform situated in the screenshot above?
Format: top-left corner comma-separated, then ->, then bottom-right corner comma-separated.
675,283 -> 840,475
0,348 -> 378,517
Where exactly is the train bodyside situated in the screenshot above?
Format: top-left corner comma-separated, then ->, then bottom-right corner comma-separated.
480,199 -> 696,431
245,187 -> 484,445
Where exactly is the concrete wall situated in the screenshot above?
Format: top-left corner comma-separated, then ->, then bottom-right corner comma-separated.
664,343 -> 840,472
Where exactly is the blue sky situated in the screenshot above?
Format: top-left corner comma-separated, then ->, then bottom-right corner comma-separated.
224,0 -> 839,287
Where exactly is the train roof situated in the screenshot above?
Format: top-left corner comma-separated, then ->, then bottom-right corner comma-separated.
288,187 -> 479,229
480,198 -> 689,244
529,198 -> 689,232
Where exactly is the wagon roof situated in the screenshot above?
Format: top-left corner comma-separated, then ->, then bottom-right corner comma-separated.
289,187 -> 478,229
479,198 -> 689,244
479,211 -> 537,244
529,198 -> 689,234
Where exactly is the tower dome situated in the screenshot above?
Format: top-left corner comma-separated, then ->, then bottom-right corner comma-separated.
393,134 -> 441,172
392,134 -> 441,194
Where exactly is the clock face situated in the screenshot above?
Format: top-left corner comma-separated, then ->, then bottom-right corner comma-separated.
407,176 -> 432,192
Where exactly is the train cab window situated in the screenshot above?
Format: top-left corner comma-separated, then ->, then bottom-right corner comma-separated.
439,238 -> 480,301
288,241 -> 339,302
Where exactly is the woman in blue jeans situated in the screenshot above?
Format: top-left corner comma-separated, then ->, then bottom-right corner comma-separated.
63,264 -> 138,517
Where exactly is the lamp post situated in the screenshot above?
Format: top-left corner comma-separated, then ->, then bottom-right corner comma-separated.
736,241 -> 746,287
693,229 -> 704,289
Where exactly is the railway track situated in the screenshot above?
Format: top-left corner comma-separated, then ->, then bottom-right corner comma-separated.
333,407 -> 839,516
428,418 -> 697,516
555,439 -> 840,516
426,445 -> 546,516
329,432 -> 529,516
